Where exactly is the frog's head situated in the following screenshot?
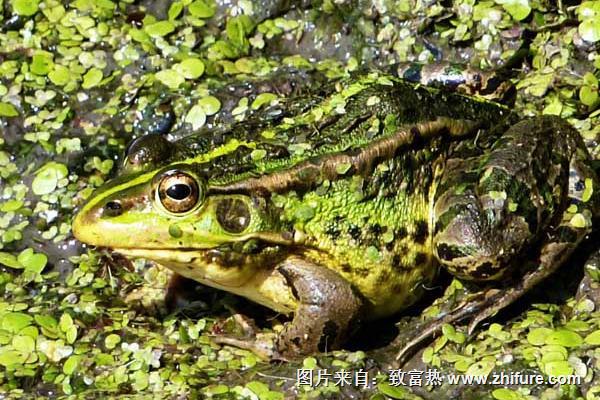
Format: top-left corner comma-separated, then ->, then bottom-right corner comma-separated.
72,134 -> 291,286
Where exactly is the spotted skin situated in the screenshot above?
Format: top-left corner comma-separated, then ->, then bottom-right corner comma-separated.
72,69 -> 599,359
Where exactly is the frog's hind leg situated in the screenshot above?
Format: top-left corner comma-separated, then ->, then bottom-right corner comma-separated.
393,116 -> 599,366
433,115 -> 593,281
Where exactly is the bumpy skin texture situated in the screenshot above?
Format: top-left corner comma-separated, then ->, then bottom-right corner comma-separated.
72,71 -> 599,357
434,116 -> 597,281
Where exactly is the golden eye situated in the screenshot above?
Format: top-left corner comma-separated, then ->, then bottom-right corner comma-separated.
157,172 -> 201,213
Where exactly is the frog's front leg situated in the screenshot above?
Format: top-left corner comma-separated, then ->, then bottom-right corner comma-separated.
274,256 -> 364,356
214,256 -> 363,358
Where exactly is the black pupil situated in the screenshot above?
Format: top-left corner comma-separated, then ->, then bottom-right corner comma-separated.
166,183 -> 191,200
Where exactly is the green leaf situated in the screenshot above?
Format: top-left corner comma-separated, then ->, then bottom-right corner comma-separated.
202,384 -> 229,395
0,349 -> 28,367
527,328 -> 553,346
377,382 -> 414,399
246,380 -> 269,395
466,359 -> 495,377
63,355 -> 82,375
144,20 -> 175,37
188,0 -> 215,18
584,330 -> 600,345
492,388 -> 524,400
11,0 -> 40,16
34,315 -> 58,332
250,149 -> 267,161
30,52 -> 53,75
17,248 -> 47,274
168,1 -> 183,20
48,65 -> 72,86
302,357 -> 317,369
579,18 -> 600,42
251,93 -> 278,110
294,205 -> 315,221
543,360 -> 573,377
175,58 -> 205,79
496,0 -> 531,21
545,329 -> 583,347
82,68 -> 103,89
104,333 -> 121,349
12,335 -> 35,353
0,252 -> 22,269
335,162 -> 352,175
59,313 -> 74,333
32,162 -> 68,195
0,102 -> 19,117
131,370 -> 149,391
580,85 -> 599,106
155,69 -> 185,89
197,96 -> 221,115
442,323 -> 466,344
1,312 -> 33,333
185,105 -> 206,130
226,15 -> 254,48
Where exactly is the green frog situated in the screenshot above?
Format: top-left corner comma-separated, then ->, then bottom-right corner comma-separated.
72,69 -> 599,361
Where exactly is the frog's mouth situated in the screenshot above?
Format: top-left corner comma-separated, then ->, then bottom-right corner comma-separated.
112,241 -> 289,288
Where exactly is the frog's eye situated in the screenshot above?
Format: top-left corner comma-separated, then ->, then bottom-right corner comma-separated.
157,172 -> 202,213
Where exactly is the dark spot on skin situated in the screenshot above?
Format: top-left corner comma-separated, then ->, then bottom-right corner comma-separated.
391,281 -> 405,293
318,321 -> 339,352
391,254 -> 411,272
369,224 -> 383,236
325,222 -> 341,239
413,220 -> 428,244
414,252 -> 428,265
103,201 -> 123,217
471,261 -> 497,279
348,224 -> 362,241
216,198 -> 251,233
396,227 -> 408,239
436,243 -> 464,261
376,269 -> 391,284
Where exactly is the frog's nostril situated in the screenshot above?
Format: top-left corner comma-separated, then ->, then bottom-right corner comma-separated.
103,201 -> 123,217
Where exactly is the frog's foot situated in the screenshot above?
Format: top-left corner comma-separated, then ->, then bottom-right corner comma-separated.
211,331 -> 280,361
390,289 -> 491,367
394,241 -> 581,367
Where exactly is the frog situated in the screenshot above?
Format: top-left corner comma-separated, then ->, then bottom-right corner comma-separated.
71,68 -> 599,362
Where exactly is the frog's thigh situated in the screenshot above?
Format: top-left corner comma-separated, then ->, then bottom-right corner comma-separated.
433,116 -> 580,281
274,256 -> 363,356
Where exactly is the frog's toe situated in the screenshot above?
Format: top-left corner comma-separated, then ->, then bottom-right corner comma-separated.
211,332 -> 282,361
